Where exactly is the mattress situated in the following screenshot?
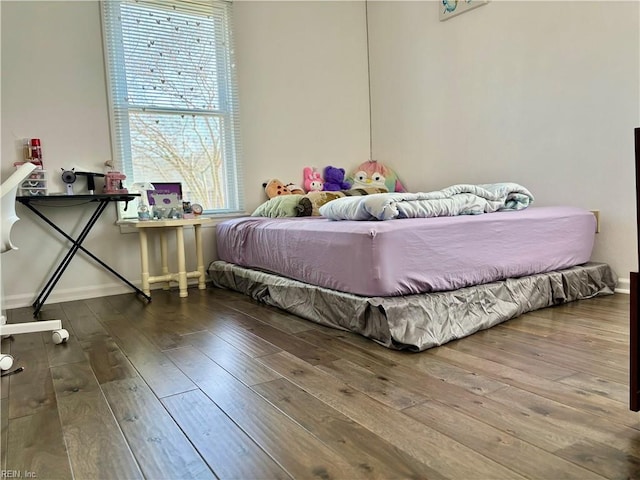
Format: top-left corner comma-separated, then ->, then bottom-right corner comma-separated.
216,206 -> 596,297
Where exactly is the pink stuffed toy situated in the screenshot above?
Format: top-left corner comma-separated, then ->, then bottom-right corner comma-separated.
303,167 -> 324,192
347,160 -> 406,193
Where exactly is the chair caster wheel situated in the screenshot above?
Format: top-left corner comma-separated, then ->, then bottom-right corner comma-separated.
0,354 -> 14,371
52,329 -> 69,345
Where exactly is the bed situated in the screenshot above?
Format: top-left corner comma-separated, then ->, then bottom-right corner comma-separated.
208,201 -> 617,351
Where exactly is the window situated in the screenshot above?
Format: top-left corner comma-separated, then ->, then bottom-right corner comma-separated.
101,0 -> 243,216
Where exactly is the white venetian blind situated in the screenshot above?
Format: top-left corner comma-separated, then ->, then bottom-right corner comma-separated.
101,0 -> 243,215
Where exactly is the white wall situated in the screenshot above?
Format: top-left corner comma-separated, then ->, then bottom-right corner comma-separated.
2,0 -> 637,308
233,1 -> 370,210
1,1 -> 144,308
367,1 -> 639,287
1,1 -> 369,308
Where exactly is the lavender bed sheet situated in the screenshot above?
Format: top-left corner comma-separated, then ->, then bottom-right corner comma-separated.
216,206 -> 596,297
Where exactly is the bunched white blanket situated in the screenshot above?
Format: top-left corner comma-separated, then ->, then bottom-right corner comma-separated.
318,182 -> 534,221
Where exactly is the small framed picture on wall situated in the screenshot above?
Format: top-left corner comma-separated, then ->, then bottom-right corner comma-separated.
440,0 -> 488,21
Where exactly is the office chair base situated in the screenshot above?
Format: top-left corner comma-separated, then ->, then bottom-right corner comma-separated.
0,354 -> 13,371
52,329 -> 69,344
0,323 -> 69,371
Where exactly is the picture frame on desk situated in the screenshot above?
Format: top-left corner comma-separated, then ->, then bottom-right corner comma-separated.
147,182 -> 182,206
148,182 -> 183,219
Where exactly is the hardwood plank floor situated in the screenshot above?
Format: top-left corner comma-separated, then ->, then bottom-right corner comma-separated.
0,288 -> 638,479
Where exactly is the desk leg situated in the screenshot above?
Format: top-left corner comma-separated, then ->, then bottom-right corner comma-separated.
194,224 -> 206,290
31,200 -> 108,315
175,226 -> 188,297
139,230 -> 151,297
160,231 -> 170,290
22,199 -> 151,315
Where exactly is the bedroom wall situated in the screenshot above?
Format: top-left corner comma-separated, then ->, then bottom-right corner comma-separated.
233,0 -> 371,210
0,0 -> 369,308
367,1 -> 640,289
1,0 -> 143,308
2,0 -> 636,308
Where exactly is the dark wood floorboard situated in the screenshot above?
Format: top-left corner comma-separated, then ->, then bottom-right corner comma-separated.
51,362 -> 144,479
101,376 -> 215,479
0,288 -> 638,479
166,346 -> 363,479
162,389 -> 291,479
5,408 -> 72,479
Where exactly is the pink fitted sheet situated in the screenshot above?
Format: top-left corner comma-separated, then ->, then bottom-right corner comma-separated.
215,206 -> 596,297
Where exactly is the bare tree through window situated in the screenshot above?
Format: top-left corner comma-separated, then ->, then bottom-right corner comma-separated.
103,0 -> 241,213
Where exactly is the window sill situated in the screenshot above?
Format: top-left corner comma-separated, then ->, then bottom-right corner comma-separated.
117,212 -> 250,234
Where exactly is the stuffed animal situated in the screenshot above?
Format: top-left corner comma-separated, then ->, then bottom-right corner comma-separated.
252,186 -> 389,218
322,166 -> 351,191
303,167 -> 324,192
263,179 -> 293,199
252,194 -> 305,218
295,191 -> 344,216
285,183 -> 305,195
347,160 -> 406,193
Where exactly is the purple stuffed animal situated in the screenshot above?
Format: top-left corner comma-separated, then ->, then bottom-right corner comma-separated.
322,166 -> 351,191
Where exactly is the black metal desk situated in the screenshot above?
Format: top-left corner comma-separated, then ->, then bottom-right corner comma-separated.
17,194 -> 151,317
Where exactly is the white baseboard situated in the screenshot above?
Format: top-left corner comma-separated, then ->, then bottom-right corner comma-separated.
3,282 -> 138,310
616,277 -> 630,294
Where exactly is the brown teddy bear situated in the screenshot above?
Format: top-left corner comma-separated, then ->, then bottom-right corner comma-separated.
263,179 -> 304,199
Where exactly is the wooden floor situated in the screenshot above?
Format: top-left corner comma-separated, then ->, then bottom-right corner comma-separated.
0,287 -> 637,479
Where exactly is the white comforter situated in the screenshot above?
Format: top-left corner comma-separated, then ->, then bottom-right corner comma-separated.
318,183 -> 534,221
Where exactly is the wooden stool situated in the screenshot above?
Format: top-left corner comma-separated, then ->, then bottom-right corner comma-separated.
132,217 -> 211,297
